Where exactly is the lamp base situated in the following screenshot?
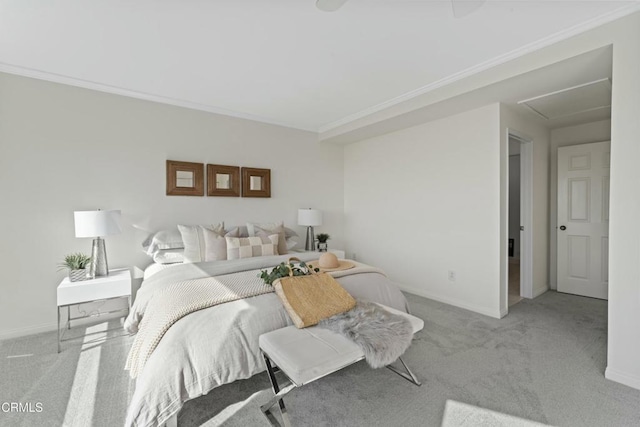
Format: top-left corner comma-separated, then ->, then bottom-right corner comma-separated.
305,226 -> 315,251
90,237 -> 109,278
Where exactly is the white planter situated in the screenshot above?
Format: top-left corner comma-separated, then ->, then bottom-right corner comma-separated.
69,269 -> 87,282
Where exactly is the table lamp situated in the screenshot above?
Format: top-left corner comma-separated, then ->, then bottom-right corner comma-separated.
74,210 -> 122,277
298,208 -> 322,251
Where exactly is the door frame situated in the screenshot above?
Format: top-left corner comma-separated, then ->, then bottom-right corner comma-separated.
506,129 -> 534,310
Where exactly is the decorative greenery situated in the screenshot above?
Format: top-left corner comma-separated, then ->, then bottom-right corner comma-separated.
58,253 -> 91,271
316,233 -> 331,243
259,261 -> 320,286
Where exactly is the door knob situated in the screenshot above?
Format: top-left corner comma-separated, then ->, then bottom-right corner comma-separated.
559,225 -> 567,230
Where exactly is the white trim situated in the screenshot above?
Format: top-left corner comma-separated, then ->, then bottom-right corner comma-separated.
0,322 -> 57,341
318,4 -> 640,134
399,284 -> 502,319
517,133 -> 534,300
0,62 -> 317,133
505,129 -> 534,317
605,367 -> 640,390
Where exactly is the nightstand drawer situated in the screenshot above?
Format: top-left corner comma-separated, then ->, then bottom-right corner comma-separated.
57,268 -> 131,306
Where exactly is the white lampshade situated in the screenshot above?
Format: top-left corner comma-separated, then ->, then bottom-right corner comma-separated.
298,209 -> 322,227
74,210 -> 122,238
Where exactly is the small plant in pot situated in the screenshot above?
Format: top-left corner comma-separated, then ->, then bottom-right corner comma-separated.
258,260 -> 319,286
58,253 -> 91,282
316,233 -> 330,252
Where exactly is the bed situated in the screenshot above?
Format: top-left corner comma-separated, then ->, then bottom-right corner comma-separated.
125,228 -> 409,427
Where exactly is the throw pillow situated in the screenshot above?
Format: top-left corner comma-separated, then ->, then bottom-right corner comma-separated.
178,222 -> 225,263
201,226 -> 240,261
253,224 -> 288,255
226,234 -> 279,260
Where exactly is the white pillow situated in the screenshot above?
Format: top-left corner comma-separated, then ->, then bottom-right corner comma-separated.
178,223 -> 225,263
142,228 -> 184,255
152,249 -> 185,264
201,226 -> 239,261
246,221 -> 284,237
226,234 -> 279,260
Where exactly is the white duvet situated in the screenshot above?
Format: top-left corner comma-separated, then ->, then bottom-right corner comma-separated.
124,253 -> 409,427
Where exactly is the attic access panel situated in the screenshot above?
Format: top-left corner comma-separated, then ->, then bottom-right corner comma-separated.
518,78 -> 611,120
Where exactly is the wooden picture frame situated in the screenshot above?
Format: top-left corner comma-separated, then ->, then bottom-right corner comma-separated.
241,167 -> 271,198
207,164 -> 240,197
166,160 -> 204,196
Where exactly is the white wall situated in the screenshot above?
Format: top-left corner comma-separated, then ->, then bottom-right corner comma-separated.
605,18 -> 640,390
0,72 -> 344,339
344,104 -> 503,318
499,105 -> 550,312
549,119 -> 611,289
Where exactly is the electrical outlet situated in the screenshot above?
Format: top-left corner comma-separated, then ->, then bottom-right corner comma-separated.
352,253 -> 357,261
448,270 -> 456,282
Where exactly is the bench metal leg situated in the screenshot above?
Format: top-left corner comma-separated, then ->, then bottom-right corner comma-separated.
261,352 -> 295,427
386,356 -> 421,386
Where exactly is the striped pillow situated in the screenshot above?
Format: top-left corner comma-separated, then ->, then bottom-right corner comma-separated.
226,234 -> 279,260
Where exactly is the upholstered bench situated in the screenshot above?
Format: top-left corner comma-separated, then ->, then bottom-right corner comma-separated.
259,304 -> 424,427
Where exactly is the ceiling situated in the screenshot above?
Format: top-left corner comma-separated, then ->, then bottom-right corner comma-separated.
0,1 -> 637,133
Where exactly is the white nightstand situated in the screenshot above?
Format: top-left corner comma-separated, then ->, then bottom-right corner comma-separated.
57,268 -> 131,352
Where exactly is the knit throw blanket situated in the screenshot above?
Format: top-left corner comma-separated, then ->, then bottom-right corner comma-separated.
125,270 -> 272,378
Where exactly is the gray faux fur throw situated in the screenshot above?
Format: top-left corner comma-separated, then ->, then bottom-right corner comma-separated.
318,301 -> 413,369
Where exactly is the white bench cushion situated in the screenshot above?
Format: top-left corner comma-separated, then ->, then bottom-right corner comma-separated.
259,304 -> 424,386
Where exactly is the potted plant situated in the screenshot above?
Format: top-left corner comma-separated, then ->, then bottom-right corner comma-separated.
316,233 -> 330,252
58,253 -> 92,282
258,260 -> 319,285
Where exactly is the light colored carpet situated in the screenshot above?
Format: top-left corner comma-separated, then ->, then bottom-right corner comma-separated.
1,291 -> 639,427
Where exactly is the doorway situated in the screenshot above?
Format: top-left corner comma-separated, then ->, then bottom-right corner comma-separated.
508,137 -> 522,306
507,130 -> 533,310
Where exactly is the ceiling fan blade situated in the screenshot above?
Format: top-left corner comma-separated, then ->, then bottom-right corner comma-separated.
451,0 -> 486,18
316,0 -> 349,12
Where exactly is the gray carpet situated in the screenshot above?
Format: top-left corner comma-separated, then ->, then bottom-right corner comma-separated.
1,291 -> 639,427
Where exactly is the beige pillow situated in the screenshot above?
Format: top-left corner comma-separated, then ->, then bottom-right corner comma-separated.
200,226 -> 240,261
248,222 -> 288,255
226,234 -> 279,260
178,223 -> 225,263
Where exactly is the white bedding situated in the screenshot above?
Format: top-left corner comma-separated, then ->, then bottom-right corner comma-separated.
125,253 -> 409,427
142,262 -> 178,280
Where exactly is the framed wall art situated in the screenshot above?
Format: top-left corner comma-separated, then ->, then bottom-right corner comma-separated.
207,164 -> 240,197
241,167 -> 271,198
166,160 -> 204,196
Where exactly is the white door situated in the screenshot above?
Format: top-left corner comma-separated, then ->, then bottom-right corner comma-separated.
557,141 -> 610,300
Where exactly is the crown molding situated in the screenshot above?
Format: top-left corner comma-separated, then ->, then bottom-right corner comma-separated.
0,62 -> 316,133
318,3 -> 640,134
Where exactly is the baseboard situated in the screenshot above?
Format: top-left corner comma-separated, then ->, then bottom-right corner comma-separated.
398,284 -> 502,319
0,322 -> 58,342
605,367 -> 640,390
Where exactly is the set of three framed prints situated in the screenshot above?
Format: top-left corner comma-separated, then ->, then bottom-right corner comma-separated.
166,160 -> 270,198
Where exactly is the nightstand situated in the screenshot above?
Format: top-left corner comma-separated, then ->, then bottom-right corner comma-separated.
57,268 -> 131,352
